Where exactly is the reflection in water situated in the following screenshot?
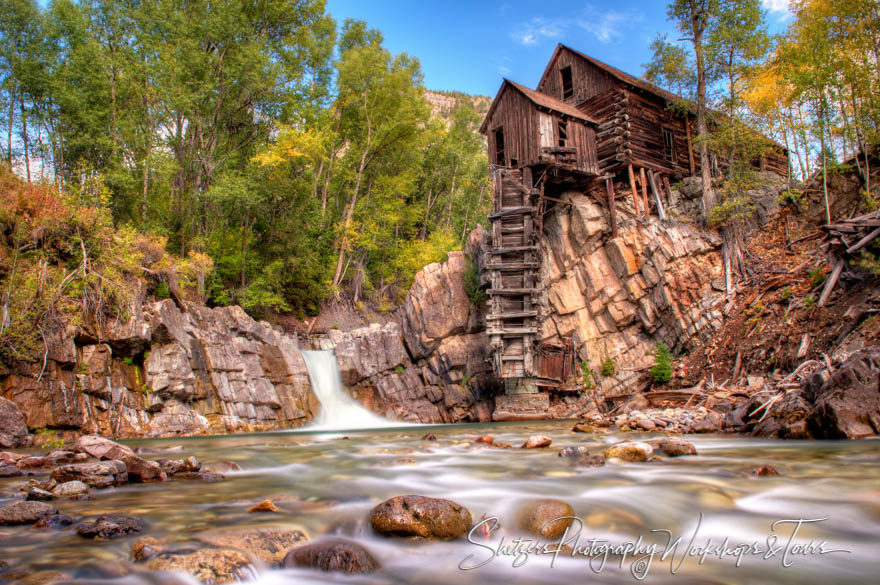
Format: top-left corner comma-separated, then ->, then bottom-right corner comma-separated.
0,422 -> 877,585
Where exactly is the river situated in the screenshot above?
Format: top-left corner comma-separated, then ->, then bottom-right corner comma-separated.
1,421 -> 878,584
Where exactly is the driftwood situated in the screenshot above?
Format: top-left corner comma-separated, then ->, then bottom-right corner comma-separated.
817,209 -> 880,305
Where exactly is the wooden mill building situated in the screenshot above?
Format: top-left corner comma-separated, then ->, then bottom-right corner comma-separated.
479,44 -> 788,391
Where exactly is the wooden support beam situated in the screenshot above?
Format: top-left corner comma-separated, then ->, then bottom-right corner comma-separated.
662,175 -> 674,208
627,164 -> 641,216
648,169 -> 666,220
487,288 -> 537,295
487,206 -> 536,219
639,167 -> 650,216
487,245 -> 539,255
605,176 -> 618,238
488,311 -> 539,320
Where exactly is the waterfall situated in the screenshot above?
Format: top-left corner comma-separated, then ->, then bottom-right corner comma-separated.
300,349 -> 400,431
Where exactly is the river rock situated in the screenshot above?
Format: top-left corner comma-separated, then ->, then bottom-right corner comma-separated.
75,435 -> 133,459
0,396 -> 29,448
521,435 -> 552,449
0,462 -> 21,477
174,470 -> 225,482
571,421 -> 594,433
198,527 -> 308,564
370,495 -> 472,540
604,442 -> 653,462
131,537 -> 164,561
0,500 -> 58,525
575,455 -> 606,468
51,460 -> 128,488
282,538 -> 378,574
76,514 -> 147,539
516,499 -> 575,539
53,480 -> 89,497
7,570 -> 70,585
145,549 -> 252,583
658,438 -> 697,457
26,487 -> 55,501
475,435 -> 494,444
748,465 -> 779,477
37,514 -> 75,530
558,445 -> 590,458
691,412 -> 723,433
247,499 -> 279,513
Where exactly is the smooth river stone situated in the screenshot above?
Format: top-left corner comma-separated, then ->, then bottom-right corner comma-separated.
370,495 -> 472,540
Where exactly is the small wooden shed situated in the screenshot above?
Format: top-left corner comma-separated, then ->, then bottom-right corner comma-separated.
480,79 -> 599,176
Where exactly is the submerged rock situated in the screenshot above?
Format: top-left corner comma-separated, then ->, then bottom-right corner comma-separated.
198,527 -> 308,565
604,442 -> 653,462
76,514 -> 147,539
145,549 -> 252,584
282,538 -> 378,574
173,470 -> 225,482
575,455 -> 606,468
37,514 -> 75,530
748,465 -> 779,477
558,445 -> 590,458
658,438 -> 697,457
521,435 -> 552,449
370,495 -> 472,540
26,487 -> 55,501
516,499 -> 575,539
0,500 -> 58,525
131,537 -> 164,561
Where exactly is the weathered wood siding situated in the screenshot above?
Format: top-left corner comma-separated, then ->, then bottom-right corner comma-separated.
538,48 -> 617,104
486,87 -> 538,168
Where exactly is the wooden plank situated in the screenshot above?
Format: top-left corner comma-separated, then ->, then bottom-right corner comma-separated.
485,262 -> 541,271
648,169 -> 666,220
606,176 -> 618,238
487,246 -> 539,255
639,167 -> 650,216
627,164 -> 641,216
487,289 -> 537,296
488,311 -> 539,319
487,206 -> 536,219
818,260 -> 845,306
486,327 -> 539,336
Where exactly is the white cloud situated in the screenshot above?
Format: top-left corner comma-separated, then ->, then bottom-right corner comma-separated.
761,0 -> 793,21
510,17 -> 564,46
576,6 -> 645,45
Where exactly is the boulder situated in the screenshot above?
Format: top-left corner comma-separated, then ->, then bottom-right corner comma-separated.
75,435 -> 134,459
0,500 -> 58,525
516,499 -> 575,539
400,252 -> 472,359
558,446 -> 590,458
807,349 -> 880,439
282,539 -> 378,574
658,438 -> 697,457
370,495 -> 472,540
0,396 -> 30,448
0,462 -> 22,477
521,435 -> 552,449
197,527 -> 308,565
51,460 -> 128,488
26,487 -> 55,501
604,442 -> 653,462
145,549 -> 252,583
76,514 -> 147,539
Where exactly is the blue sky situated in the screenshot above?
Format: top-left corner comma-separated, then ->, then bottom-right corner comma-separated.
325,0 -> 794,96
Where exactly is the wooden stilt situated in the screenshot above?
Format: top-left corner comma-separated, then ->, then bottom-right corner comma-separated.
639,167 -> 650,216
606,176 -> 618,238
662,175 -> 674,208
648,169 -> 666,220
627,164 -> 641,216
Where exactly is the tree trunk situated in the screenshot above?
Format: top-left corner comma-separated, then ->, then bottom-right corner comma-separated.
444,161 -> 458,229
693,19 -> 715,216
20,95 -> 29,183
332,150 -> 368,287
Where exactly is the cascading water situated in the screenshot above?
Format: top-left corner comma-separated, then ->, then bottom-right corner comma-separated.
300,349 -> 401,431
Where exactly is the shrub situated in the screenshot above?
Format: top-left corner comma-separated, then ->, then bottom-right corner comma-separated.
35,428 -> 65,449
651,343 -> 673,384
780,287 -> 793,300
803,295 -> 815,308
808,268 -> 826,288
600,355 -> 616,376
580,362 -> 595,390
464,258 -> 487,305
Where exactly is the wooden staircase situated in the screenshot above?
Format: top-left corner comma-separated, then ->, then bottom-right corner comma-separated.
487,167 -> 542,380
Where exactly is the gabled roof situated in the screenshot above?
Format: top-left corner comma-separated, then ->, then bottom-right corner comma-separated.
479,78 -> 598,135
540,44 -> 683,106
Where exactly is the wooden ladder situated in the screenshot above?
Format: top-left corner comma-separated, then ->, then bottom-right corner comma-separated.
487,167 -> 542,380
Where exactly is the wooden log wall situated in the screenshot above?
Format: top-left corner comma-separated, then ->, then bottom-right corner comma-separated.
537,48 -> 617,104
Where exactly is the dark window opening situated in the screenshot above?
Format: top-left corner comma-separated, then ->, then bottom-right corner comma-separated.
663,128 -> 676,164
561,66 -> 573,100
494,127 -> 506,165
557,120 -> 568,147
